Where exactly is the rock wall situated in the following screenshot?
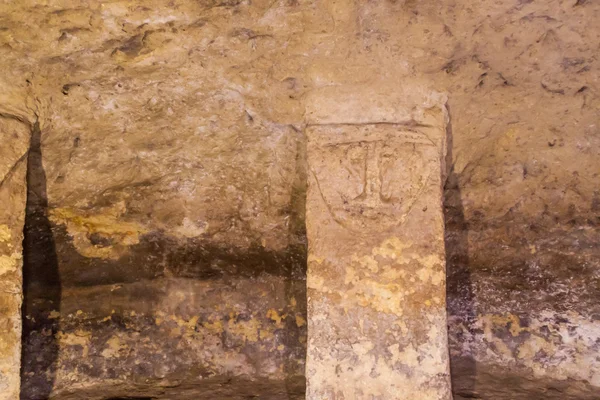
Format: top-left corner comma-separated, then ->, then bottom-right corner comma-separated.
0,0 -> 599,399
5,1 -> 310,398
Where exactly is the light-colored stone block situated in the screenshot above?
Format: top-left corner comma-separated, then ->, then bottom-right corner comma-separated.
305,85 -> 452,399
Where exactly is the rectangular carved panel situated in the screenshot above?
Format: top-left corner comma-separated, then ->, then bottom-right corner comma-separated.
305,85 -> 451,399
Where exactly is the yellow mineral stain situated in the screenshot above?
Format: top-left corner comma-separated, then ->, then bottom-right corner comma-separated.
351,254 -> 379,273
307,275 -> 329,292
101,336 -> 126,358
0,254 -> 18,275
203,319 -> 224,334
371,237 -> 410,260
517,335 -> 551,361
487,313 -> 524,337
50,203 -> 148,259
188,316 -> 199,328
0,225 -> 11,242
227,318 -> 260,342
344,265 -> 359,285
173,315 -> 199,329
295,315 -> 306,327
266,309 -> 285,327
56,330 -> 92,357
477,313 -> 531,362
497,127 -> 519,151
419,254 -> 443,269
416,267 -> 430,282
345,281 -> 403,315
259,329 -> 274,340
308,254 -> 325,265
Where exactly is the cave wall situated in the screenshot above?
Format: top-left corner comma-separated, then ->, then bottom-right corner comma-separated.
1,0 -> 599,398
6,1 -> 310,398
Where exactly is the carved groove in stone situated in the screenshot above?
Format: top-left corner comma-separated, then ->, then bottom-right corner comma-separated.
309,125 -> 435,233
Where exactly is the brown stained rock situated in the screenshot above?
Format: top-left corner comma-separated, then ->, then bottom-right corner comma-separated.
0,0 -> 598,398
0,117 -> 30,400
21,276 -> 307,399
305,85 -> 451,399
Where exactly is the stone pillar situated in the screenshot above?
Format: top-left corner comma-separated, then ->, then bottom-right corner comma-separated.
305,85 -> 452,399
0,117 -> 30,399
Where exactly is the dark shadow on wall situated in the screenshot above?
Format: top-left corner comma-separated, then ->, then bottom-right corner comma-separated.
20,121 -> 62,400
282,125 -> 308,399
444,107 -> 478,399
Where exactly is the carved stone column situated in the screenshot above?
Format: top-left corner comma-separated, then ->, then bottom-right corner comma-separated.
305,85 -> 452,399
0,117 -> 30,399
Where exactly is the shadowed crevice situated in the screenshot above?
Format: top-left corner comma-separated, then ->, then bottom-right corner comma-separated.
20,120 -> 62,399
444,107 -> 477,398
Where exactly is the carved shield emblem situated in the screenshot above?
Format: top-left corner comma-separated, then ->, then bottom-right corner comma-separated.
309,125 -> 435,232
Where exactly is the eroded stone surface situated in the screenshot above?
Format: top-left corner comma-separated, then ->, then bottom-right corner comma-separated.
0,0 -> 599,398
305,87 -> 451,399
445,208 -> 600,398
21,276 -> 306,399
0,116 -> 30,400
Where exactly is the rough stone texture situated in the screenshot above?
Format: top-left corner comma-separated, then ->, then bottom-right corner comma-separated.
22,276 -> 306,399
0,0 -> 599,398
305,86 -> 451,399
3,1 -> 309,398
446,210 -> 600,399
0,113 -> 30,399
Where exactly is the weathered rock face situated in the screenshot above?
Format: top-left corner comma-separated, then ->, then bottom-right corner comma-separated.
5,2 -> 310,398
0,0 -> 599,399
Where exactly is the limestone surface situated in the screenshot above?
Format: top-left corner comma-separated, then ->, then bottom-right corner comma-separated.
0,0 -> 599,399
305,86 -> 451,399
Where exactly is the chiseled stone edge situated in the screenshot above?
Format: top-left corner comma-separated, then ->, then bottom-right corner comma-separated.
305,83 -> 449,181
304,84 -> 448,126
